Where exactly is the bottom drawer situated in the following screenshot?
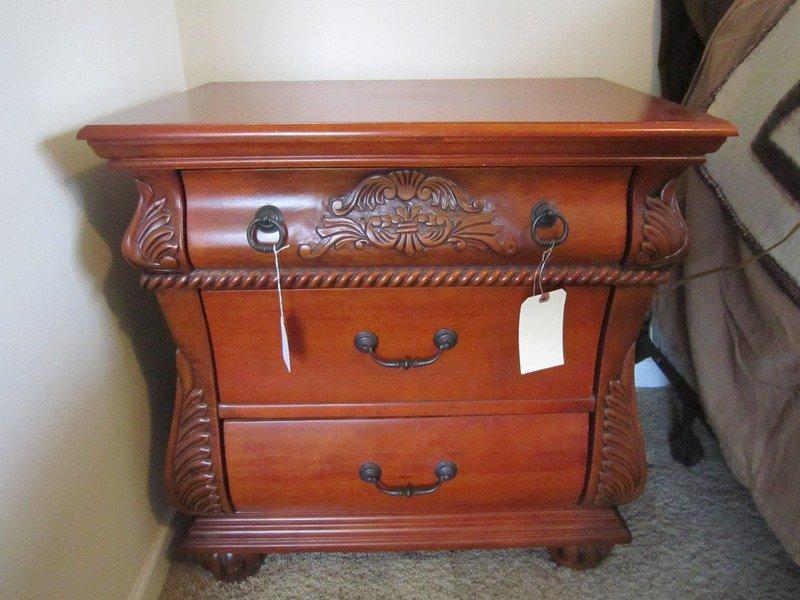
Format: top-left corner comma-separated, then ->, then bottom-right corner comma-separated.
224,414 -> 588,514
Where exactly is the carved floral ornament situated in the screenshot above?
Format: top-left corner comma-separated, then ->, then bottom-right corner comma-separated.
298,170 -> 517,258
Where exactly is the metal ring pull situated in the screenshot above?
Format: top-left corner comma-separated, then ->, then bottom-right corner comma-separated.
358,460 -> 458,497
246,205 -> 288,253
531,202 -> 569,247
353,329 -> 458,370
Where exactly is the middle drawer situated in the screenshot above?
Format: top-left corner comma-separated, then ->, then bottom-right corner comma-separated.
203,286 -> 608,408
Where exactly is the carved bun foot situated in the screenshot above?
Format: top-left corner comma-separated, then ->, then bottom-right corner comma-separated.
547,544 -> 613,569
196,552 -> 263,582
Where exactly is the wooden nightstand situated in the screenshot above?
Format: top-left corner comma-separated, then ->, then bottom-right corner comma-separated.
79,79 -> 734,581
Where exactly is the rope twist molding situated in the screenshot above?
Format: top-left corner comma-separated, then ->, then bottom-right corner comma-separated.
141,265 -> 669,290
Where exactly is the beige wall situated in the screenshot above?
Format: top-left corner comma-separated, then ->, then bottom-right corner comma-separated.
0,2 -> 185,599
175,0 -> 660,93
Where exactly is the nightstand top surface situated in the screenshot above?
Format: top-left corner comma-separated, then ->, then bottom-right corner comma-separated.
81,78 -> 733,133
78,79 -> 735,168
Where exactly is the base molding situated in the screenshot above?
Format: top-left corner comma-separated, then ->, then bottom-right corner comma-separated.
179,507 -> 631,555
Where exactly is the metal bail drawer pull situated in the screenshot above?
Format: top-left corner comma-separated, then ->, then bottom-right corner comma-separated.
247,205 -> 288,253
358,460 -> 458,497
353,329 -> 458,370
531,202 -> 569,247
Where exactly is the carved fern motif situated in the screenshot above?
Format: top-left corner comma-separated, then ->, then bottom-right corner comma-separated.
635,180 -> 688,267
594,365 -> 647,507
123,180 -> 179,271
299,170 -> 516,258
172,349 -> 222,514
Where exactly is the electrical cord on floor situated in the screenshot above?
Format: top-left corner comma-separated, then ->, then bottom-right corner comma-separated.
656,219 -> 800,297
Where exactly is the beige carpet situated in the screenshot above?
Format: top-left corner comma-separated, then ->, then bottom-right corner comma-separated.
160,388 -> 800,599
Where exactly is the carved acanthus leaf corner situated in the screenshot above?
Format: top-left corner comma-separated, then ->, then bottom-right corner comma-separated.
122,177 -> 188,272
171,349 -> 223,515
633,179 -> 688,268
593,349 -> 647,507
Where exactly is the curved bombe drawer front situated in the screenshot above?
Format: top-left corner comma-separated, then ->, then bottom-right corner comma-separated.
202,286 -> 608,408
224,413 -> 588,513
183,167 -> 630,269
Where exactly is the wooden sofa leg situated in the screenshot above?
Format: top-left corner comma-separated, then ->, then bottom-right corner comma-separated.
636,320 -> 705,466
668,393 -> 705,467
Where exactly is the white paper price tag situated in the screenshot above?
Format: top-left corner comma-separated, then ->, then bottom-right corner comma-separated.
279,315 -> 291,373
518,288 -> 566,374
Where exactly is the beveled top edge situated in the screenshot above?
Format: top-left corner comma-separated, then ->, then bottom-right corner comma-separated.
78,78 -> 737,141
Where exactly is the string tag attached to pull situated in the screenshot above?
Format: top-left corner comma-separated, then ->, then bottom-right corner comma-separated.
273,245 -> 291,373
518,244 -> 566,374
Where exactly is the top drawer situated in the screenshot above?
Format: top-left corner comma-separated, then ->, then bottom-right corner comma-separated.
183,167 -> 630,269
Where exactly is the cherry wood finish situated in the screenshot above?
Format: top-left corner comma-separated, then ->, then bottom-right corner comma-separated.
203,286 -> 608,406
183,167 -> 629,268
181,508 -> 632,554
581,290 -> 656,508
77,79 -> 735,169
140,264 -> 670,291
123,171 -> 191,273
624,165 -> 691,269
215,398 -> 595,420
156,289 -> 231,515
78,78 -> 734,581
224,414 -> 588,513
78,79 -> 735,129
